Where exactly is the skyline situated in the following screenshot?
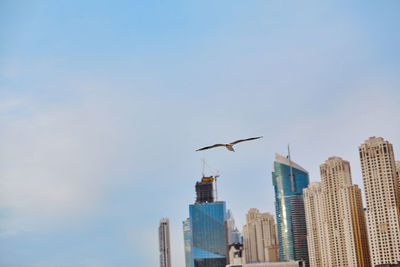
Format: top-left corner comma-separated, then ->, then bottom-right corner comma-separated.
1,1 -> 400,266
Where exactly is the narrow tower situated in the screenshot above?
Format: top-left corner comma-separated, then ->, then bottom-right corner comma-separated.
183,218 -> 192,267
303,182 -> 328,267
159,218 -> 172,267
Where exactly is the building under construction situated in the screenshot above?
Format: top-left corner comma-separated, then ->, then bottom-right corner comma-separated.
195,176 -> 214,203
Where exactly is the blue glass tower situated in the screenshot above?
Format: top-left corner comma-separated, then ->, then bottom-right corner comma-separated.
189,201 -> 227,267
272,153 -> 309,266
185,176 -> 227,267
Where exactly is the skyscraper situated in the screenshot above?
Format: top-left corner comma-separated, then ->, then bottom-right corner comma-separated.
272,153 -> 309,266
226,209 -> 241,245
159,218 -> 172,267
359,137 -> 400,266
190,201 -> 227,267
339,184 -> 370,266
183,218 -> 193,267
188,177 -> 227,267
243,208 -> 279,263
319,157 -> 369,267
303,182 -> 328,267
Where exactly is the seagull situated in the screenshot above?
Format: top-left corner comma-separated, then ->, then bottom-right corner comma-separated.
196,136 -> 263,152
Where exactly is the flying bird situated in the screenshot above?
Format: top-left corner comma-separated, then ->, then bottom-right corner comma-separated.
196,136 -> 263,152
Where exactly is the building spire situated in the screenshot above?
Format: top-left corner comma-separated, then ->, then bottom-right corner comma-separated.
288,144 -> 295,192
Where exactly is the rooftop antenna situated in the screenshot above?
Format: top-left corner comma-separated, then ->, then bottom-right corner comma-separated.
288,144 -> 295,192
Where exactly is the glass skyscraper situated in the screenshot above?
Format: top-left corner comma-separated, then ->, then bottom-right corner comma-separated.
272,153 -> 309,266
184,176 -> 228,267
183,218 -> 193,267
189,201 -> 227,267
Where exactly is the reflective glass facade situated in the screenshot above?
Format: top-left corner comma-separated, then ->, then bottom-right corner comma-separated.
189,201 -> 227,267
183,218 -> 193,267
272,154 -> 309,266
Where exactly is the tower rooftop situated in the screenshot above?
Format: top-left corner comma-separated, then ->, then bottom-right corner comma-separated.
274,153 -> 308,174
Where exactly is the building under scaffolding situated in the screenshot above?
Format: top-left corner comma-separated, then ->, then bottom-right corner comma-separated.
195,176 -> 214,203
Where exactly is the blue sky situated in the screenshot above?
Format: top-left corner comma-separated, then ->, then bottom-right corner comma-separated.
1,1 -> 400,266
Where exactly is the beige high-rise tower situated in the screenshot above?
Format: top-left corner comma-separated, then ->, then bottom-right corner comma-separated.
359,137 -> 400,266
303,182 -> 330,267
339,184 -> 370,266
304,157 -> 370,267
243,208 -> 279,263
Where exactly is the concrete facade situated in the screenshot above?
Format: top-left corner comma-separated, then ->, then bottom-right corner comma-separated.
359,137 -> 400,266
159,218 -> 172,267
243,208 -> 279,263
304,157 -> 370,267
303,182 -> 329,267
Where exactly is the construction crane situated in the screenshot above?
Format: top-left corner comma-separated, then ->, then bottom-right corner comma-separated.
201,158 -> 221,201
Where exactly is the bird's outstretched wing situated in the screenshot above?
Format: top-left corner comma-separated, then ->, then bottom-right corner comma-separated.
196,144 -> 226,151
230,136 -> 263,145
